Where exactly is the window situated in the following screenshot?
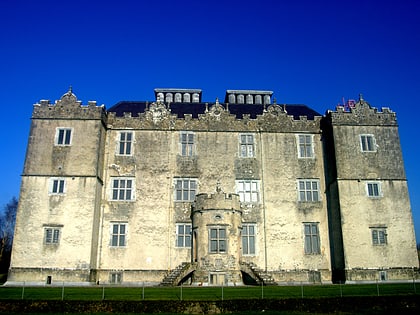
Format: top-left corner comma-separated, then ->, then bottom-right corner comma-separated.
297,134 -> 314,158
118,132 -> 133,155
174,178 -> 197,202
50,178 -> 65,194
239,134 -> 255,157
110,272 -> 122,284
236,180 -> 260,203
44,227 -> 60,245
180,132 -> 195,156
242,224 -> 256,255
209,228 -> 226,253
360,134 -> 376,152
111,178 -> 134,201
371,228 -> 387,245
111,223 -> 127,247
367,182 -> 381,197
304,223 -> 320,254
176,224 -> 191,247
55,128 -> 72,145
298,179 -> 320,202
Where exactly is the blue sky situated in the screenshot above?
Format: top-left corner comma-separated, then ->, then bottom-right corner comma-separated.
1,0 -> 419,242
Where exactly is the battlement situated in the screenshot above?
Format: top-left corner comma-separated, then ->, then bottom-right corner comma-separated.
193,189 -> 241,212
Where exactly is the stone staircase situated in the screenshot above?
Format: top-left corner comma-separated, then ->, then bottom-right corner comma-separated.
240,261 -> 277,286
160,262 -> 196,286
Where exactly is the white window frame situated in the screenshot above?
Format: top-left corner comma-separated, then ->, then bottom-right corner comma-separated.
239,134 -> 255,158
176,223 -> 192,248
110,222 -> 127,247
49,178 -> 66,195
117,131 -> 133,156
55,127 -> 73,146
371,227 -> 387,245
360,134 -> 376,152
44,227 -> 61,245
180,131 -> 195,157
304,223 -> 320,254
297,134 -> 314,158
110,272 -> 123,284
366,181 -> 382,197
236,180 -> 260,203
297,179 -> 320,202
174,178 -> 197,202
242,224 -> 256,255
209,227 -> 227,254
110,178 -> 135,201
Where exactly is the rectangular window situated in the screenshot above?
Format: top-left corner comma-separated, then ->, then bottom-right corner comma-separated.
371,228 -> 387,245
297,134 -> 314,158
111,178 -> 134,201
180,132 -> 195,156
118,132 -> 133,155
110,272 -> 122,284
174,178 -> 197,202
176,223 -> 192,247
239,134 -> 255,157
367,182 -> 381,197
209,228 -> 226,253
298,179 -> 320,202
360,134 -> 376,152
44,228 -> 60,245
242,224 -> 256,255
50,178 -> 65,194
111,223 -> 127,247
236,180 -> 260,203
55,128 -> 72,145
304,223 -> 320,254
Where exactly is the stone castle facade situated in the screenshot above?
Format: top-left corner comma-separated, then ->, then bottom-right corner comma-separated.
8,88 -> 419,285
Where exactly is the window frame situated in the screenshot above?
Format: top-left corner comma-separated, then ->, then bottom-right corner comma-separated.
209,227 -> 227,254
242,224 -> 256,255
297,179 -> 320,202
236,180 -> 260,203
110,178 -> 135,201
297,134 -> 314,158
174,178 -> 197,202
360,134 -> 376,152
304,222 -> 320,255
239,133 -> 255,158
366,181 -> 382,197
110,222 -> 128,247
180,131 -> 195,157
117,131 -> 133,156
371,227 -> 387,246
49,178 -> 66,195
44,227 -> 61,245
176,223 -> 192,248
55,128 -> 73,146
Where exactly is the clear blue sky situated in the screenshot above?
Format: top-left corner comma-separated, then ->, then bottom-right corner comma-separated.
1,0 -> 419,242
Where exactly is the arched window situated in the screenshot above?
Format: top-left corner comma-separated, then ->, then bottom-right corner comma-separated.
165,93 -> 173,103
264,95 -> 271,105
175,93 -> 182,102
237,94 -> 244,104
157,93 -> 164,102
246,94 -> 253,104
183,93 -> 191,102
228,94 -> 236,103
192,93 -> 200,103
255,95 -> 262,104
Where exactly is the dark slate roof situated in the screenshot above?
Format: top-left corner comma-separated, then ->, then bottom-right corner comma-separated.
108,101 -> 321,120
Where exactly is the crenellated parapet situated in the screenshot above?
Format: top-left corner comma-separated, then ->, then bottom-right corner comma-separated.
32,87 -> 106,120
328,96 -> 397,126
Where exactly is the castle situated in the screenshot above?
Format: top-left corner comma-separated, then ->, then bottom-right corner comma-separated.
8,88 -> 419,285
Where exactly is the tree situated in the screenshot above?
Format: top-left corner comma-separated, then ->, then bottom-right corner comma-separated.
0,197 -> 18,273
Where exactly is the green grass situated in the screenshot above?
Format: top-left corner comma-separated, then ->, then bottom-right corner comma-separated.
0,283 -> 417,301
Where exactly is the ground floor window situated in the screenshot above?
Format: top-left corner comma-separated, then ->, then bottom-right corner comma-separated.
304,223 -> 320,254
209,227 -> 226,253
242,224 -> 256,255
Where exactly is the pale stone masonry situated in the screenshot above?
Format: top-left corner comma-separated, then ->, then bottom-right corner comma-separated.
8,88 -> 419,286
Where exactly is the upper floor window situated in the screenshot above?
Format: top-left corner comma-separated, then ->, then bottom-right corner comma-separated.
118,132 -> 133,155
180,132 -> 195,157
111,178 -> 134,201
176,223 -> 191,247
236,180 -> 260,203
304,223 -> 320,254
242,224 -> 256,255
55,128 -> 72,146
360,134 -> 376,152
298,179 -> 320,202
49,178 -> 66,194
239,134 -> 255,158
209,227 -> 226,253
174,178 -> 197,202
44,227 -> 61,245
110,222 -> 127,247
297,134 -> 314,158
371,227 -> 387,245
367,182 -> 381,197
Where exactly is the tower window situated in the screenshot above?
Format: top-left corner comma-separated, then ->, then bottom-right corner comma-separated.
297,134 -> 314,158
117,132 -> 133,155
360,134 -> 376,152
209,228 -> 226,253
55,128 -> 72,146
